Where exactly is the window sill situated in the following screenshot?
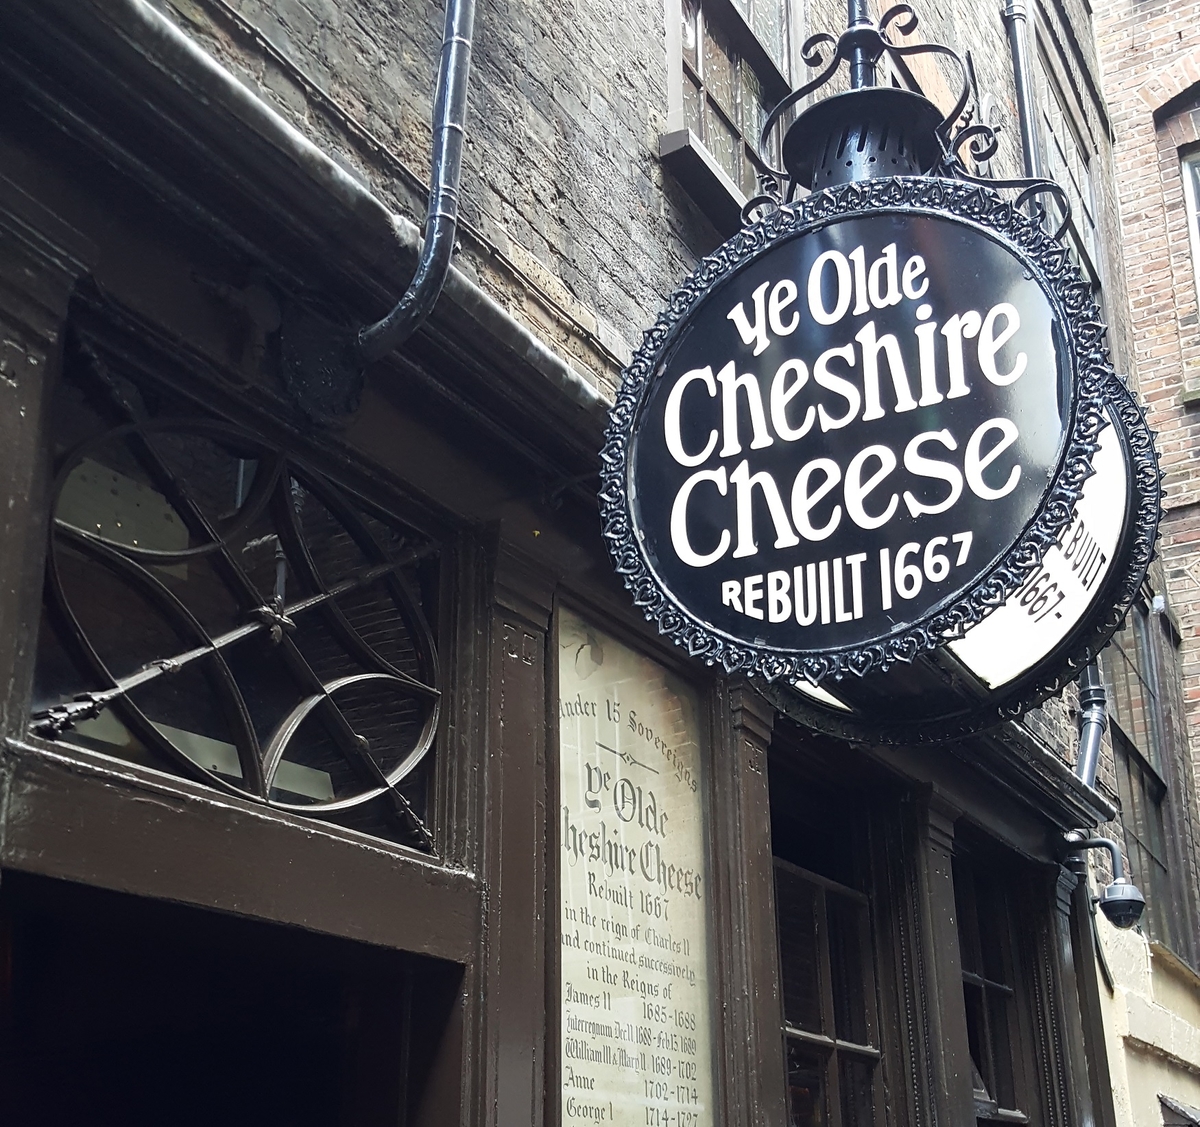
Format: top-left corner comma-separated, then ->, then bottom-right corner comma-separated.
3,732 -> 482,961
1150,939 -> 1200,985
660,128 -> 747,239
974,1099 -> 1030,1124
1180,385 -> 1200,408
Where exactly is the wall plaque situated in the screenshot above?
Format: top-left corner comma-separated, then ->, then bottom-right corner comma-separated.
558,608 -> 715,1127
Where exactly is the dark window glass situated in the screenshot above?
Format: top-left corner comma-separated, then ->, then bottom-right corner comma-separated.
1102,606 -> 1162,770
1112,732 -> 1179,950
1183,155 -> 1200,313
30,335 -> 441,851
1101,604 -> 1185,952
954,854 -> 1027,1124
680,0 -> 785,195
1035,50 -> 1099,278
775,860 -> 881,1127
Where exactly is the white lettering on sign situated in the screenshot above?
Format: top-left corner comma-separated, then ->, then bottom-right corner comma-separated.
628,212 -> 1067,660
660,237 -> 1032,583
667,418 -> 1018,568
668,294 -> 1025,471
559,609 -> 716,1127
717,533 -> 974,626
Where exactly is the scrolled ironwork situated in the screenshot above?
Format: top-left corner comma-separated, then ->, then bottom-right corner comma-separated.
952,123 -> 1001,167
758,1 -> 973,172
740,192 -> 781,226
31,339 -> 442,849
755,0 -> 1078,249
800,31 -> 839,69
878,4 -> 919,39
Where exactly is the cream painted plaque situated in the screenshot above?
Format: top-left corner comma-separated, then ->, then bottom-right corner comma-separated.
558,608 -> 715,1127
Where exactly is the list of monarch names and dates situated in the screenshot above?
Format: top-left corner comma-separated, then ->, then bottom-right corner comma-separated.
558,609 -> 715,1127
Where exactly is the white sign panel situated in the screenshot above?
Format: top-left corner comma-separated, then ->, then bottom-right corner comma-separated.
949,411 -> 1127,687
558,608 -> 716,1127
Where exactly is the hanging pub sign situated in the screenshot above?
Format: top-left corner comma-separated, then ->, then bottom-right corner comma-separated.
599,8 -> 1161,743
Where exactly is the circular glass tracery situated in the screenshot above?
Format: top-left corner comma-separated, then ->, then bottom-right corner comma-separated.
32,344 -> 440,850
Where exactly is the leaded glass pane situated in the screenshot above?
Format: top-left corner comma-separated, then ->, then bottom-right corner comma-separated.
703,16 -> 736,117
684,72 -> 703,135
752,0 -> 787,73
681,0 -> 699,70
741,63 -> 768,150
706,102 -> 741,182
743,147 -> 761,197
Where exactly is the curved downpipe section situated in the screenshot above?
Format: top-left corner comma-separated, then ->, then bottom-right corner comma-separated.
358,0 -> 476,362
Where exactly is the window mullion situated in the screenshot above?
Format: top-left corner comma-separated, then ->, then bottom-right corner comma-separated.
814,888 -> 843,1125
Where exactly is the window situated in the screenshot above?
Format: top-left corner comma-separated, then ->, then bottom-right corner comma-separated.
1181,152 -> 1200,314
1100,602 -> 1185,952
664,0 -> 790,231
30,334 -> 442,850
774,859 -> 881,1127
1034,49 -> 1100,281
679,0 -> 786,197
953,851 -> 1033,1125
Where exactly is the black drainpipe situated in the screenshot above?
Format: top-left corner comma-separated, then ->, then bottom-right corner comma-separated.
1004,0 -> 1113,805
358,0 -> 476,362
1002,0 -> 1043,180
1074,660 -> 1107,789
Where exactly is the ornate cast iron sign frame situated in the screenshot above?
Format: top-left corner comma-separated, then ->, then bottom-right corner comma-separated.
599,0 -> 1162,740
601,176 -> 1115,686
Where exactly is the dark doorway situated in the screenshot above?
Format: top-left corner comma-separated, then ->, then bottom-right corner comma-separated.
0,871 -> 462,1126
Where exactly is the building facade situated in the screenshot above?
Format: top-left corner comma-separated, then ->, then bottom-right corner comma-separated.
1091,1 -> 1200,1123
0,0 -> 1190,1125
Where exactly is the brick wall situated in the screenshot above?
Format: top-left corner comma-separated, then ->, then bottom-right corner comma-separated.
151,0 -> 1121,398
1096,0 -> 1200,860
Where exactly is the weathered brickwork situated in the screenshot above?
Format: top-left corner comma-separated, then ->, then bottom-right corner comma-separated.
150,0 -> 1124,398
153,0 -> 721,398
1096,1 -> 1200,864
1091,12 -> 1200,1120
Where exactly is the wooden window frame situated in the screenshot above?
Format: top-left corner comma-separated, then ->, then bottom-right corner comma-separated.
662,0 -> 795,233
1100,597 -> 1196,957
953,850 -> 1034,1125
1111,730 -> 1176,945
774,856 -> 882,1127
1,294 -> 486,973
1180,150 -> 1200,326
679,0 -> 785,198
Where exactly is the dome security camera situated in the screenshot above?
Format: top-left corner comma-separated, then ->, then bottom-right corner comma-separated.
1097,877 -> 1146,930
1064,832 -> 1148,931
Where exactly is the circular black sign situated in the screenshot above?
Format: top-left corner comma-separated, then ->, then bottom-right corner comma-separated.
602,179 -> 1113,684
633,210 -> 1068,652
